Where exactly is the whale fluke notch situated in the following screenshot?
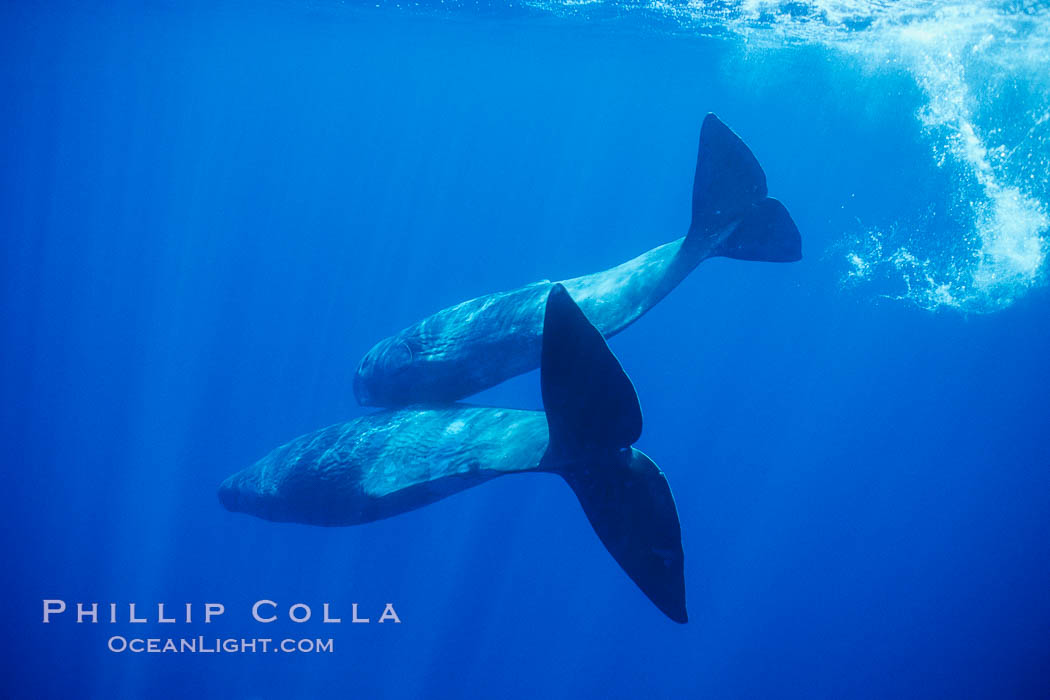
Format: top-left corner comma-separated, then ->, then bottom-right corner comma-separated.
539,284 -> 687,623
689,113 -> 802,262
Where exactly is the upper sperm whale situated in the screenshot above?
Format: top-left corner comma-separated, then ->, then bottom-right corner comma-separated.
354,113 -> 801,407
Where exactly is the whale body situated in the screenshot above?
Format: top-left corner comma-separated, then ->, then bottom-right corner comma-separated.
220,285 -> 687,623
354,113 -> 801,407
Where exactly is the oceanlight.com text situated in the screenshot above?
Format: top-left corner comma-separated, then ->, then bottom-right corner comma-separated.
106,636 -> 334,654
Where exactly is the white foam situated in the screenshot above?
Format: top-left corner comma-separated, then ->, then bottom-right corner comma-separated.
525,0 -> 1050,312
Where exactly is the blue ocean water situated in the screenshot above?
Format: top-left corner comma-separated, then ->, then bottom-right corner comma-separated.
3,1 -> 1049,698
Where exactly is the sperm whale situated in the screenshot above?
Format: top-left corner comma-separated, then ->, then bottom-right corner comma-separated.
220,285 -> 687,622
353,113 -> 801,407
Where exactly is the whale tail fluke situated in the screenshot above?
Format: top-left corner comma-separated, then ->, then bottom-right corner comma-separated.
540,284 -> 687,624
687,113 -> 802,262
540,284 -> 642,454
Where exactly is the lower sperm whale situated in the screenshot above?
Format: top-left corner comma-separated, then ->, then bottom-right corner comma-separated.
220,285 -> 687,622
354,113 -> 801,407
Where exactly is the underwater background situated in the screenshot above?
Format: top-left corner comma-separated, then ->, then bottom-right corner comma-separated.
3,0 -> 1049,697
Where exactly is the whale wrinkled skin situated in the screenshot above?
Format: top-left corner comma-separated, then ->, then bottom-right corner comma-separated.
355,114 -> 801,407
219,406 -> 550,526
353,242 -> 706,407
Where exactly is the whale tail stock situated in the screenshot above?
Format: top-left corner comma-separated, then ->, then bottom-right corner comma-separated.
539,284 -> 687,623
687,113 -> 802,263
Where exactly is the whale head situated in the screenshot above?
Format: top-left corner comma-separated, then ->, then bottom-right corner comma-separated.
354,337 -> 414,406
217,460 -> 303,523
218,469 -> 273,519
219,424 -> 368,526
